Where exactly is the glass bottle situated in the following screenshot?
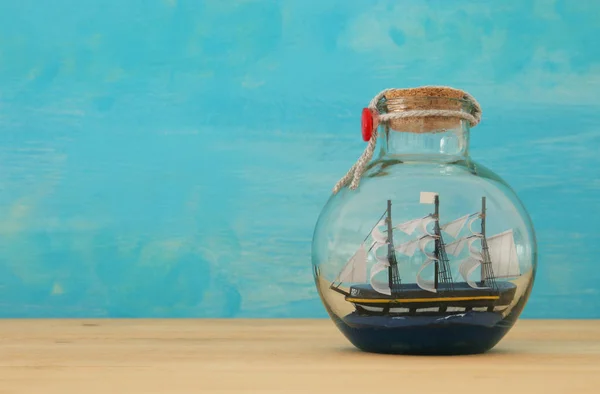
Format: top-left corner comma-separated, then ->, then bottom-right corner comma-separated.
311,86 -> 537,355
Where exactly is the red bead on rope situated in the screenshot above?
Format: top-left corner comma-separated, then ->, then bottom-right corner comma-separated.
361,108 -> 372,141
361,107 -> 378,141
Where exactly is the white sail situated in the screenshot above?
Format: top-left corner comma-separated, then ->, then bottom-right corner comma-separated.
468,216 -> 481,236
458,255 -> 489,289
440,214 -> 473,238
371,220 -> 387,244
418,235 -> 436,260
446,234 -> 481,257
486,229 -> 520,278
467,236 -> 481,254
416,258 -> 437,293
446,237 -> 467,256
394,217 -> 423,235
419,216 -> 436,237
372,242 -> 390,265
395,234 -> 435,258
370,260 -> 391,295
336,244 -> 368,283
394,238 -> 420,256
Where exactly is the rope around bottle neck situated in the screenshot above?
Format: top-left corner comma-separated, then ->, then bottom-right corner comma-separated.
331,86 -> 482,195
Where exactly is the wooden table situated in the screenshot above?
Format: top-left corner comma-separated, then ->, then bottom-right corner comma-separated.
0,319 -> 598,393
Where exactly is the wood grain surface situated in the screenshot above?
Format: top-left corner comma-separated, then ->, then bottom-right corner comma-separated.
0,319 -> 598,393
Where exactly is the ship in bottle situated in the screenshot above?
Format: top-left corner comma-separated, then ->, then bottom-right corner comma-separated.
329,191 -> 520,317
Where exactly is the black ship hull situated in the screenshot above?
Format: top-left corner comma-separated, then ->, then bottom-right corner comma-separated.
332,278 -> 533,355
344,281 -> 517,316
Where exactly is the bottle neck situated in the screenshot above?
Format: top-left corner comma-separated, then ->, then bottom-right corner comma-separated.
378,121 -> 470,162
331,92 -> 480,194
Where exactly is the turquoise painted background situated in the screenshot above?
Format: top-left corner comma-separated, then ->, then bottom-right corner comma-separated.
0,0 -> 598,318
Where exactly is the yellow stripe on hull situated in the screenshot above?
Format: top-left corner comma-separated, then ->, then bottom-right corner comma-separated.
346,295 -> 500,304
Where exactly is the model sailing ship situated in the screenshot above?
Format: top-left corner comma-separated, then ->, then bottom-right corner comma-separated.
330,192 -> 520,316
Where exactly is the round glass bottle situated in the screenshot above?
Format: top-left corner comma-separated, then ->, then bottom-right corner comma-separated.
311,86 -> 537,355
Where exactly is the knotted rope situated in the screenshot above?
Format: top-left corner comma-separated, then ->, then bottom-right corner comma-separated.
332,86 -> 482,194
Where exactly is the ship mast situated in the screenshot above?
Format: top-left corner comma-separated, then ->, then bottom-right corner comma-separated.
386,200 -> 402,295
433,197 -> 440,289
433,195 -> 454,291
479,197 -> 498,290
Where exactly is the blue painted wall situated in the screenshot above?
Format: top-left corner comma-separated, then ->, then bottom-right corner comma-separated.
0,0 -> 598,318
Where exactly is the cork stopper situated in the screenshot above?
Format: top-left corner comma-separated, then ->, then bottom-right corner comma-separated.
381,86 -> 474,133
